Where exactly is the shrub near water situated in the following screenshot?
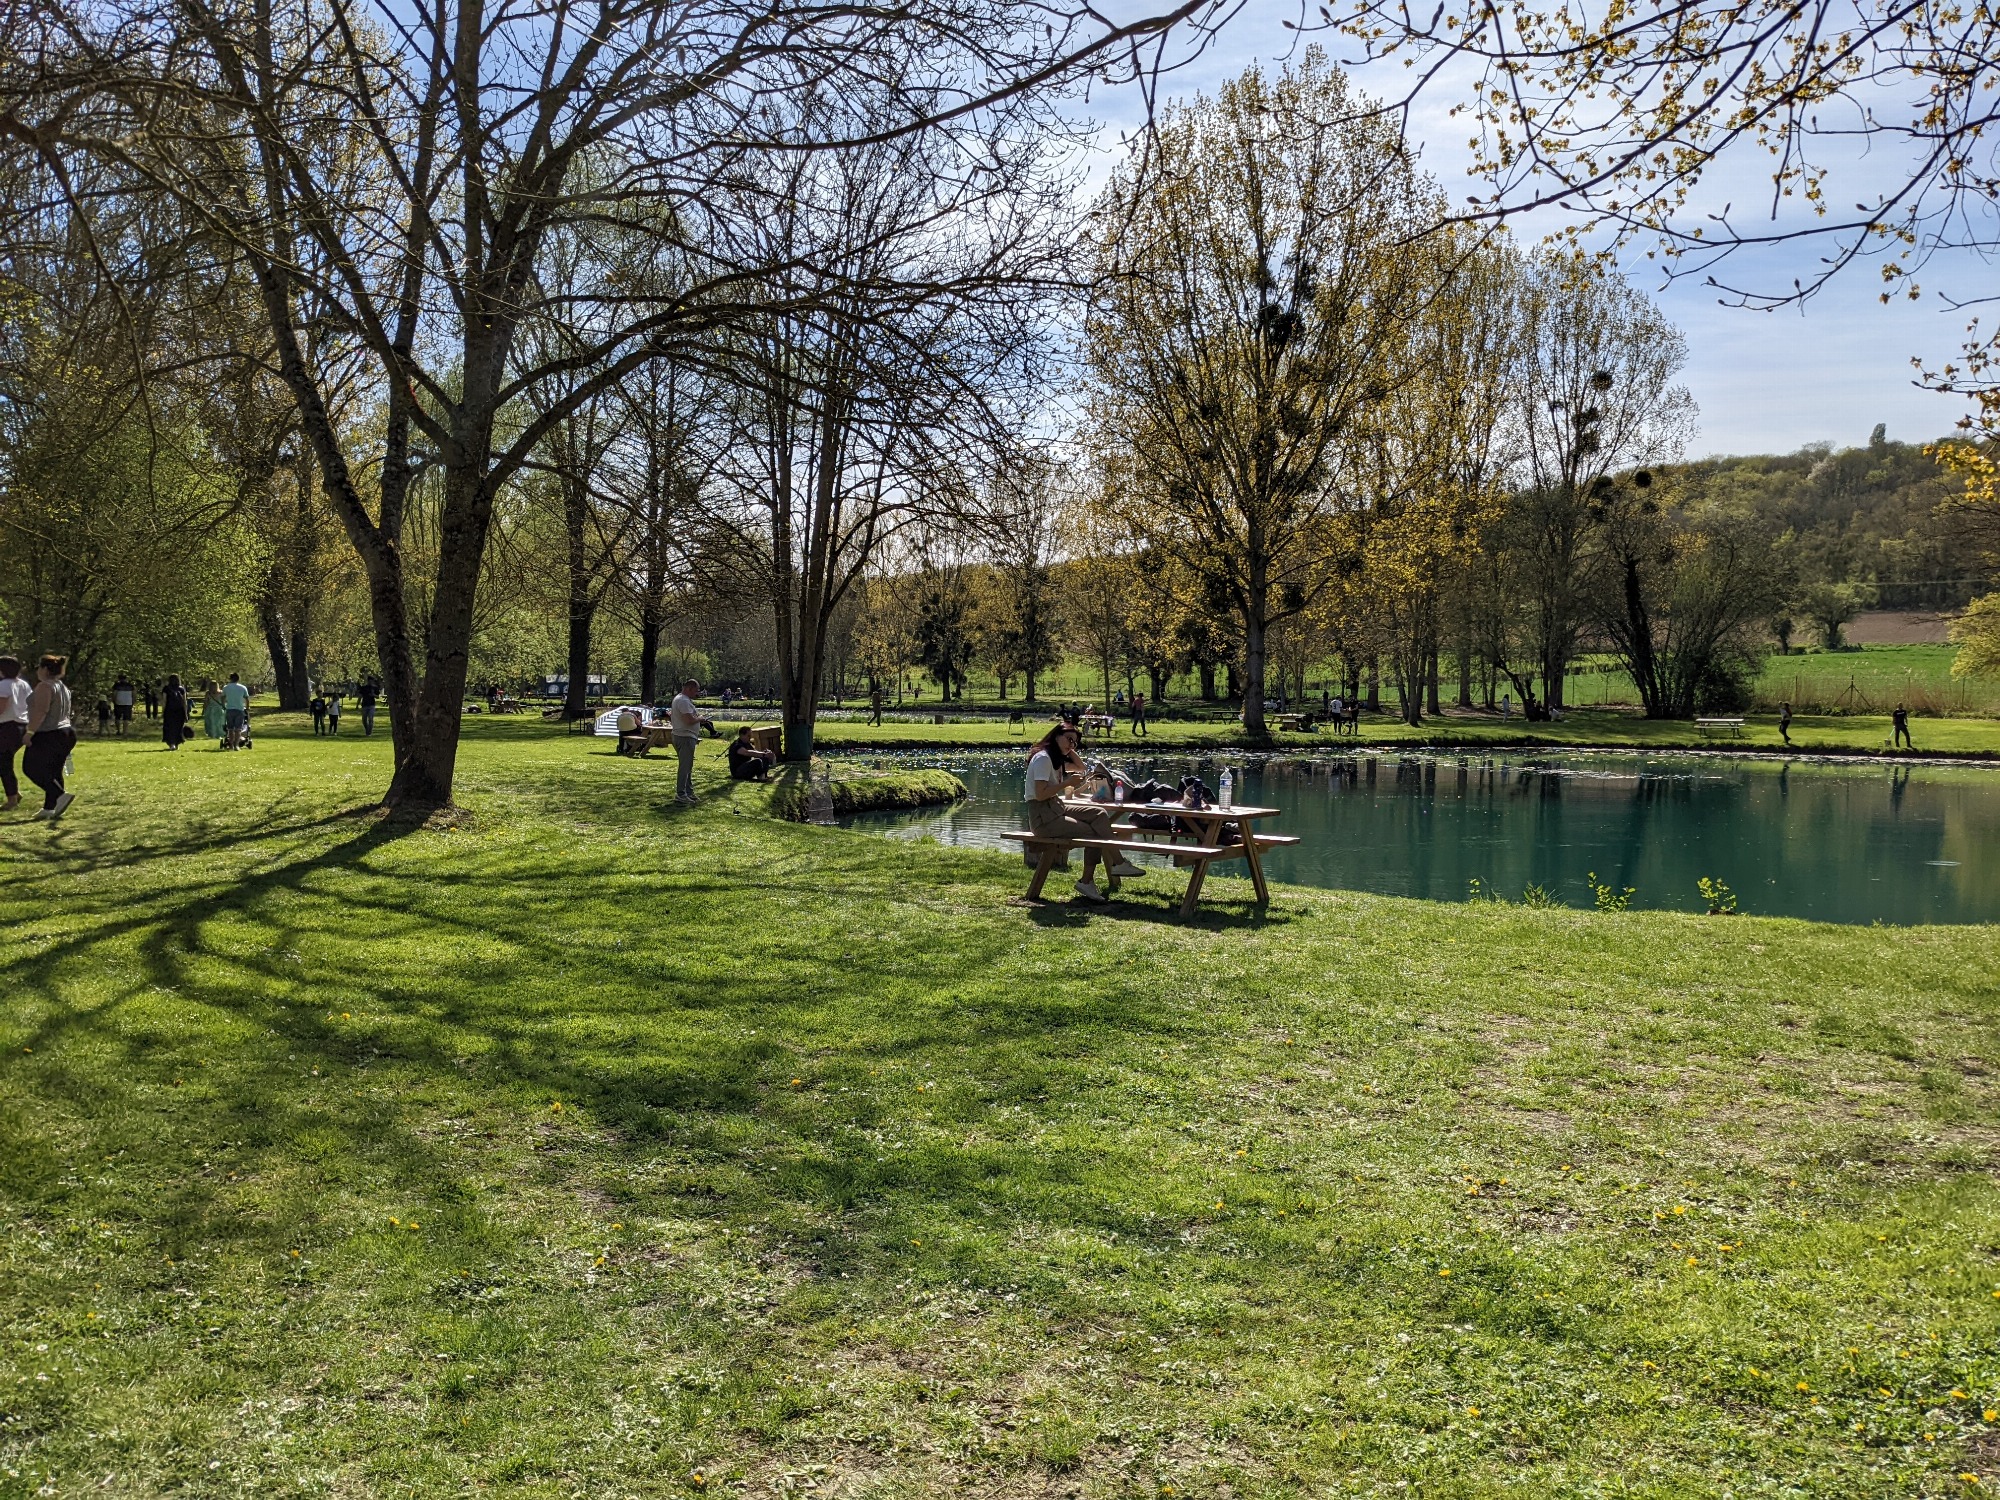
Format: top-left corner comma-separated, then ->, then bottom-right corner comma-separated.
3,719 -> 2000,1496
765,763 -> 965,821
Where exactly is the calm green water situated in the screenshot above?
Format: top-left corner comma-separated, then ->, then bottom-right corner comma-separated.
840,751 -> 2000,924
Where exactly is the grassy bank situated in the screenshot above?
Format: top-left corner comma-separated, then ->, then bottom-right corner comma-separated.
814,704 -> 2000,760
765,766 -> 966,822
5,718 -> 2000,1496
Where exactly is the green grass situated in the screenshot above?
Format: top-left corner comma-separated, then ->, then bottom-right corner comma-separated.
7,717 -> 2000,1496
815,703 -> 2000,760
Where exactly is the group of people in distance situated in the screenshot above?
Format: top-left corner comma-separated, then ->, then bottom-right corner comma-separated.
615,678 -> 779,803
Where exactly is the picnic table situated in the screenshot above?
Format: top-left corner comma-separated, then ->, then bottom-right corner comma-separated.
1079,713 -> 1116,737
1695,716 -> 1746,739
1002,798 -> 1299,919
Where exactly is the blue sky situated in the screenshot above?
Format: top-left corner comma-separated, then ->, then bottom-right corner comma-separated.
1084,8 -> 1982,458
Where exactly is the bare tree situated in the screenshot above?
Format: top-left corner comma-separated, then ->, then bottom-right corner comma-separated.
12,0 -> 1226,804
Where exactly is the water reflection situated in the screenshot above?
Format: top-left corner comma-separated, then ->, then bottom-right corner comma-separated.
840,751 -> 2000,925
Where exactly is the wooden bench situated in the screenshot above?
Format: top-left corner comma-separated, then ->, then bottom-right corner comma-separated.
1001,822 -> 1302,919
1695,717 -> 1746,739
746,724 -> 782,756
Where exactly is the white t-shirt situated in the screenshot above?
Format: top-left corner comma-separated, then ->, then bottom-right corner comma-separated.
1026,749 -> 1060,800
668,693 -> 701,737
0,677 -> 27,725
113,685 -> 134,706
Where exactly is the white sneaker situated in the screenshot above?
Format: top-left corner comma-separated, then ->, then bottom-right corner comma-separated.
49,792 -> 74,820
31,807 -> 49,820
1073,880 -> 1107,904
1108,859 -> 1145,879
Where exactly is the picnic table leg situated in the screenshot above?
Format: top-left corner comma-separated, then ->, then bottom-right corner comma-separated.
1241,829 -> 1271,905
1179,858 -> 1209,919
1025,846 -> 1059,902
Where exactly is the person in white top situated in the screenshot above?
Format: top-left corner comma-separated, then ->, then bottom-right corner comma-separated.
23,654 -> 77,819
1024,721 -> 1143,904
667,678 -> 713,804
0,655 -> 28,810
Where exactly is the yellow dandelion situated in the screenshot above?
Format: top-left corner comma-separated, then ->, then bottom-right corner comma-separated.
1954,1389 -> 1970,1399
1467,1406 -> 1481,1417
1985,1409 -> 1998,1422
1797,1382 -> 1810,1392
1439,1268 -> 1451,1277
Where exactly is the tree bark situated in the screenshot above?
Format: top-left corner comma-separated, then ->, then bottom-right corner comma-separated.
261,605 -> 295,707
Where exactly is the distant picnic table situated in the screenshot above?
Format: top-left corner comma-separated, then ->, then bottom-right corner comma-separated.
1695,717 -> 1746,739
1003,798 -> 1299,919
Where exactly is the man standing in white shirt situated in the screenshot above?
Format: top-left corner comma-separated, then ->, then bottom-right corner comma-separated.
668,678 -> 712,804
0,656 -> 28,810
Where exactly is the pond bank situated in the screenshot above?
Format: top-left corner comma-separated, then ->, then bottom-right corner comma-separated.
766,765 -> 965,821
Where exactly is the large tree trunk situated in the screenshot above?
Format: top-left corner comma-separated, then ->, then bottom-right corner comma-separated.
1198,662 -> 1217,701
262,605 -> 295,706
1427,647 -> 1442,717
1241,587 -> 1268,739
563,500 -> 594,719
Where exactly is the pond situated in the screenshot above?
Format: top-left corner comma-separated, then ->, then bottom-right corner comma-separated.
839,750 -> 2000,925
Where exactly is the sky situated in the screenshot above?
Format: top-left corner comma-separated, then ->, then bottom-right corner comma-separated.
1081,6 -> 1986,459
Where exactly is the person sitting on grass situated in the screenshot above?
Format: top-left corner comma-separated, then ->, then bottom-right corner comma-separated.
1025,721 -> 1143,905
727,726 -> 778,782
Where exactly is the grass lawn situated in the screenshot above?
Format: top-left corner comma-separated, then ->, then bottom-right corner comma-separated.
6,717 -> 2000,1497
817,704 -> 2000,761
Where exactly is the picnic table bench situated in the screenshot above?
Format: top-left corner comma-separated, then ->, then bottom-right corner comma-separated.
1002,799 -> 1300,919
1079,713 -> 1116,737
1695,716 -> 1746,739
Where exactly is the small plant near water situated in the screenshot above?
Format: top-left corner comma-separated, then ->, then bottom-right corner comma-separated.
1468,877 -> 1561,909
1587,871 -> 1636,912
1698,876 -> 1739,915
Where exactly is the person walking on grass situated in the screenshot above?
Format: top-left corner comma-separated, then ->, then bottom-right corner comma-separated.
1892,703 -> 1914,750
668,678 -> 713,805
161,674 -> 189,750
359,678 -> 379,736
111,674 -> 135,735
221,673 -> 250,750
1779,701 -> 1794,747
869,684 -> 883,726
309,691 -> 327,735
201,680 -> 225,743
23,655 -> 76,819
1025,721 -> 1144,905
0,656 -> 28,810
1130,689 -> 1148,737
327,690 -> 343,734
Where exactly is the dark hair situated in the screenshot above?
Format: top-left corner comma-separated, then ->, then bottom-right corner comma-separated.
0,656 -> 16,679
167,673 -> 181,689
37,654 -> 65,677
1029,722 -> 1082,772
229,672 -> 240,682
735,724 -> 752,737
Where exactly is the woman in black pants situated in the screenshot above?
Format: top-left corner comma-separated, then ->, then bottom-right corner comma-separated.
23,654 -> 76,819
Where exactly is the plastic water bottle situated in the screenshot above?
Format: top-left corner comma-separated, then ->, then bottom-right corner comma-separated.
1218,767 -> 1234,809
1114,780 -> 1126,804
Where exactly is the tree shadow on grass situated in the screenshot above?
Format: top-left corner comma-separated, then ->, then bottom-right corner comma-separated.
0,773 -> 1222,1283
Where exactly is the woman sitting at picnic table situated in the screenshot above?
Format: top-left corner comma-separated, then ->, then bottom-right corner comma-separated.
1025,722 -> 1144,904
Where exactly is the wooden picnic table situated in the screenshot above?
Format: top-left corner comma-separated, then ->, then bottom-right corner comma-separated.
1003,798 -> 1298,919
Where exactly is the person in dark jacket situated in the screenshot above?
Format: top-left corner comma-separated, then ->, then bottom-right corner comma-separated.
161,674 -> 190,750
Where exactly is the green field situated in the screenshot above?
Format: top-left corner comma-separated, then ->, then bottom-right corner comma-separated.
6,719 -> 2000,1496
852,644 -> 2000,722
